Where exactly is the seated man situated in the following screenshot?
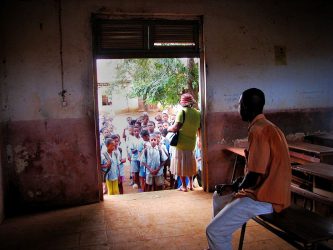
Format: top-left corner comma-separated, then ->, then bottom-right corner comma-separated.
206,88 -> 291,250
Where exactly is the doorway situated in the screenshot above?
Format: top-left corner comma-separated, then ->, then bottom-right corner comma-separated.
96,58 -> 201,197
92,16 -> 206,199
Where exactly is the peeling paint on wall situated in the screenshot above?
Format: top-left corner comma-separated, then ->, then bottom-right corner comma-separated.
14,145 -> 29,174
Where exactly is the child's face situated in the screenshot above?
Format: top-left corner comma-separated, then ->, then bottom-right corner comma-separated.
127,117 -> 132,124
114,138 -> 119,147
143,115 -> 149,122
128,127 -> 134,135
158,124 -> 163,132
134,128 -> 140,137
150,137 -> 157,147
163,123 -> 169,129
107,141 -> 115,152
155,114 -> 162,121
147,123 -> 155,132
102,129 -> 110,137
135,123 -> 141,128
108,125 -> 114,133
162,114 -> 168,122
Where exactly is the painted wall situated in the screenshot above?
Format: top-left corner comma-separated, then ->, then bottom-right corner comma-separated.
1,0 -> 333,214
0,129 -> 4,223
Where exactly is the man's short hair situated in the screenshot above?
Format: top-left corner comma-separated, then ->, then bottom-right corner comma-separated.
242,88 -> 265,113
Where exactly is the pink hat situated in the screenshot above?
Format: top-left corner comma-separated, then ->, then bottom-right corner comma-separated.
180,93 -> 195,106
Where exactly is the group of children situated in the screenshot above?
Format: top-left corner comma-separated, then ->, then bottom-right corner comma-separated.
99,111 -> 202,195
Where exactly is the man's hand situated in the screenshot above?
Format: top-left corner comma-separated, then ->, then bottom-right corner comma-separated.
234,190 -> 248,199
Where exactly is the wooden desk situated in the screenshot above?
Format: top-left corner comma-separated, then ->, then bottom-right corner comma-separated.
224,146 -> 246,157
292,162 -> 333,181
288,142 -> 333,164
305,133 -> 333,148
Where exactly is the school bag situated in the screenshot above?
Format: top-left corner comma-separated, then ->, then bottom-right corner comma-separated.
143,147 -> 164,170
167,110 -> 185,146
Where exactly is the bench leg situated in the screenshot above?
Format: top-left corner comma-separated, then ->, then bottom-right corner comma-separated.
238,223 -> 247,250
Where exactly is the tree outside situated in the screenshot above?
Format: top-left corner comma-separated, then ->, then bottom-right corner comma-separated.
112,58 -> 200,110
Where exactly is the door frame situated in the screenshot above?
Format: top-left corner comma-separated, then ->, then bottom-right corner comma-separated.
91,14 -> 207,200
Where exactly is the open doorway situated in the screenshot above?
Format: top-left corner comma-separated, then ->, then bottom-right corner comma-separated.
92,16 -> 205,199
96,58 -> 202,197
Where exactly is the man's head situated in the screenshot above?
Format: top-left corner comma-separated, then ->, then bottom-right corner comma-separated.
150,133 -> 158,147
239,88 -> 265,122
140,130 -> 150,142
105,138 -> 116,152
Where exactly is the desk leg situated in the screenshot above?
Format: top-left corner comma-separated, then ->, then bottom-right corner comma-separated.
231,155 -> 238,182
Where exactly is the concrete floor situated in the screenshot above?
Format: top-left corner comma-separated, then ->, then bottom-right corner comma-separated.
0,190 -> 295,250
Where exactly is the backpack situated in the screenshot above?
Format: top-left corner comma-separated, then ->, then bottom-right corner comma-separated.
144,146 -> 164,165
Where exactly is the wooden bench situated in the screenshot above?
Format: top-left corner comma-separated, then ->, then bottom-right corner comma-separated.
239,206 -> 333,250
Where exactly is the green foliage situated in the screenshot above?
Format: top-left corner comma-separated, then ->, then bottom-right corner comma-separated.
113,58 -> 199,107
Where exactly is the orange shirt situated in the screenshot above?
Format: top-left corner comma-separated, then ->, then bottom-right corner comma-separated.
243,114 -> 291,212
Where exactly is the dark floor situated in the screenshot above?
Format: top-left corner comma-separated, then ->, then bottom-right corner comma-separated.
0,190 -> 296,250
